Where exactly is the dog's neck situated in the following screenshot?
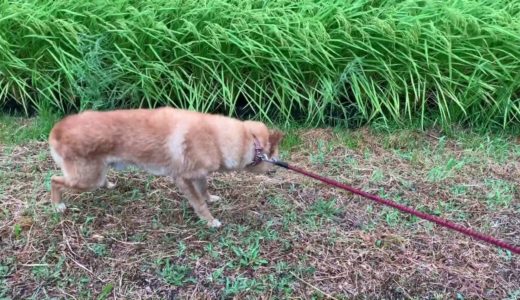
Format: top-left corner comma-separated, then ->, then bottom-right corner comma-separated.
247,137 -> 264,167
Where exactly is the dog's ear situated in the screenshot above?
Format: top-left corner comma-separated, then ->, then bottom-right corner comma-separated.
268,130 -> 284,147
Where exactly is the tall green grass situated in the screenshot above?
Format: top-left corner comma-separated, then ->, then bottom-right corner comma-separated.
0,0 -> 519,129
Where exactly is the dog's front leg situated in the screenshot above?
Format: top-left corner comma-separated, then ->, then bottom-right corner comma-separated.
176,178 -> 221,228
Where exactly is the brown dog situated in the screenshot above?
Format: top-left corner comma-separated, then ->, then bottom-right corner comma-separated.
48,107 -> 284,227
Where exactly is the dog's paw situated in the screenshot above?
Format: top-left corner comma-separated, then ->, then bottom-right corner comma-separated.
209,195 -> 221,203
54,202 -> 67,213
209,219 -> 222,228
106,181 -> 117,189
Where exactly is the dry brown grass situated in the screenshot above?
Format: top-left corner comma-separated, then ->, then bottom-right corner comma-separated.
0,127 -> 519,299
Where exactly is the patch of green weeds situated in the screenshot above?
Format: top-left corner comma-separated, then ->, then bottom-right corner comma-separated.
0,264 -> 9,277
43,171 -> 54,192
371,193 -> 419,227
363,148 -> 372,160
264,262 -> 298,297
129,232 -> 146,243
435,136 -> 448,153
229,238 -> 268,269
268,196 -> 297,230
282,210 -> 298,230
305,198 -> 340,219
45,206 -> 63,227
303,198 -> 341,228
12,223 -> 22,239
325,227 -> 340,246
176,241 -> 187,257
382,208 -> 401,227
204,243 -> 221,259
268,195 -> 291,210
505,289 -> 520,300
156,259 -> 196,286
223,275 -> 266,297
427,157 -> 466,182
451,185 -> 469,197
382,131 -> 420,151
371,169 -> 384,182
129,189 -> 143,202
151,216 -> 162,230
260,221 -> 280,241
31,255 -> 65,282
208,266 -> 225,284
435,201 -> 467,221
81,216 -> 96,237
343,156 -> 358,167
76,276 -> 92,298
89,243 -> 108,257
498,249 -> 513,262
456,132 -> 516,163
333,129 -> 361,150
245,221 -> 279,242
266,273 -> 294,297
0,263 -> 10,298
485,179 -> 514,208
280,130 -> 302,152
97,283 -> 114,300
310,139 -> 334,165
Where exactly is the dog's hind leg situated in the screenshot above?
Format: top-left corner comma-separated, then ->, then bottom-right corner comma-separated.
51,159 -> 108,212
192,177 -> 221,203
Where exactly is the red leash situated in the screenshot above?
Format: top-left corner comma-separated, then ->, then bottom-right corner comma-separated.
267,159 -> 520,255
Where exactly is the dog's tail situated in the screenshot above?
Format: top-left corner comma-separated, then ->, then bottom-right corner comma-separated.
48,123 -> 65,167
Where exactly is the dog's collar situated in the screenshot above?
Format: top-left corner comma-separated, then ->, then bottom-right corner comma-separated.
248,137 -> 265,167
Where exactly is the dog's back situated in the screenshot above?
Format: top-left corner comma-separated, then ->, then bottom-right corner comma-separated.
50,108 -> 171,159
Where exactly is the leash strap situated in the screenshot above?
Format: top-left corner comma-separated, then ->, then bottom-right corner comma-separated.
267,159 -> 520,255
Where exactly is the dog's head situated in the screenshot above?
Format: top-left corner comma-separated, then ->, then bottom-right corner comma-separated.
243,121 -> 284,174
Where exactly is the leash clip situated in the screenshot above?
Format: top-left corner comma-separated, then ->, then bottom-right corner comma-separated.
261,154 -> 277,164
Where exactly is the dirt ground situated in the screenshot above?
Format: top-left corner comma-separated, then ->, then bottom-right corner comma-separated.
1,127 -> 519,299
